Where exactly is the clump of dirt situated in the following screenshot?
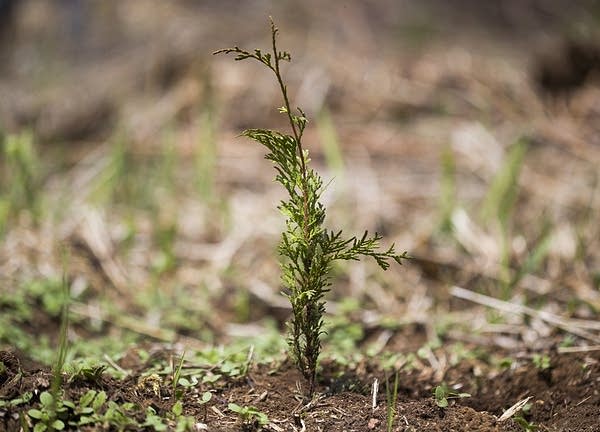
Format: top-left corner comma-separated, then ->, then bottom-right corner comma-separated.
467,353 -> 600,432
2,348 -> 599,431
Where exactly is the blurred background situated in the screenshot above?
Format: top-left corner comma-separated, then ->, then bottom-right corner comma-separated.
1,0 -> 600,364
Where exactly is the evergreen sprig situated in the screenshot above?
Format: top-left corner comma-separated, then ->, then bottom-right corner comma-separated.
215,18 -> 408,396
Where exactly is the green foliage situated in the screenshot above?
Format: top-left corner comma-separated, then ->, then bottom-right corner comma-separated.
27,267 -> 72,432
65,359 -> 107,384
316,107 -> 345,178
438,146 -> 456,234
559,335 -> 576,348
25,387 -> 194,432
1,131 -> 41,227
142,406 -> 168,431
385,371 -> 399,432
532,354 -> 551,371
25,278 -> 68,318
27,391 -> 67,432
89,133 -> 128,204
433,384 -> 471,408
151,213 -> 177,276
515,417 -> 538,432
100,401 -> 138,429
25,388 -> 137,431
91,131 -> 179,214
514,402 -> 537,431
215,17 -> 408,396
169,401 -> 195,432
479,137 -> 529,296
51,258 -> 71,397
0,196 -> 9,236
192,345 -> 255,384
200,391 -> 212,405
198,391 -> 212,423
441,135 -> 552,300
480,138 -> 529,228
0,273 -> 115,368
509,218 -> 553,290
0,274 -> 137,365
141,401 -> 195,432
172,351 -> 186,399
326,318 -> 364,355
498,357 -> 514,370
0,391 -> 33,409
228,403 -> 269,427
62,390 -> 107,427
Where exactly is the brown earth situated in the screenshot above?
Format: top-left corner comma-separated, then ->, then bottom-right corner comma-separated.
2,347 -> 599,431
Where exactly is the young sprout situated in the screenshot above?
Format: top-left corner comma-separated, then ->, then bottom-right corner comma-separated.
215,18 -> 408,396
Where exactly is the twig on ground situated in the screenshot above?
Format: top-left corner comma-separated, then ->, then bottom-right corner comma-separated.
102,354 -> 130,377
558,345 -> 600,353
74,207 -> 130,294
372,378 -> 379,411
450,285 -> 600,344
498,396 -> 532,422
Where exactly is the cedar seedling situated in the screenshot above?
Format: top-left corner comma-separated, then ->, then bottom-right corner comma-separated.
215,18 -> 408,396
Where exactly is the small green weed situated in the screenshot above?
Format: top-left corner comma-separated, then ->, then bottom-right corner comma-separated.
1,131 -> 41,226
510,218 -> 553,289
65,359 -> 107,384
169,400 -> 196,432
433,384 -> 471,408
532,354 -> 551,371
438,146 -> 456,234
228,403 -> 269,428
171,351 -> 186,399
142,406 -> 168,431
151,219 -> 177,276
558,335 -> 576,348
515,417 -> 538,432
498,357 -> 514,370
62,390 -> 106,428
480,138 -> 528,228
325,314 -> 364,355
27,391 -> 68,432
0,391 -> 33,409
25,278 -> 68,318
101,401 -> 138,429
52,257 -> 71,388
27,260 -> 72,432
215,17 -> 408,396
194,346 -> 253,381
199,391 -> 212,422
479,137 -> 529,297
514,402 -> 537,431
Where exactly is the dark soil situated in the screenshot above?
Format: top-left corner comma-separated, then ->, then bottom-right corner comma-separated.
2,348 -> 599,431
